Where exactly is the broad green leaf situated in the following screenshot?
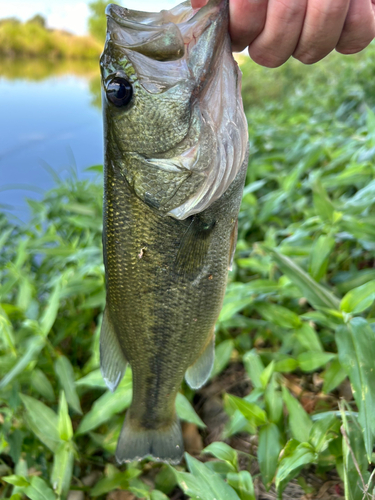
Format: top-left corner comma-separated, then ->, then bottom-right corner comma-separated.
223,410 -> 255,439
14,238 -> 29,269
172,469 -> 212,499
336,318 -> 375,460
219,285 -> 254,323
51,442 -> 74,499
0,227 -> 13,251
155,466 -> 177,495
0,337 -> 44,390
309,235 -> 335,282
91,473 -> 131,497
151,491 -> 169,500
25,476 -> 57,500
211,339 -> 234,378
297,352 -> 336,372
57,392 -> 73,441
309,414 -> 337,453
282,387 -> 312,443
0,305 -> 16,354
295,322 -> 323,352
243,349 -> 264,389
265,377 -> 283,424
274,357 -> 298,373
260,361 -> 274,388
85,164 -> 103,173
205,461 -> 236,475
30,369 -> 55,401
341,407 -> 369,500
2,475 -> 30,487
322,359 -> 347,394
258,423 -> 282,489
340,280 -> 375,314
173,453 -> 241,500
20,394 -> 60,452
128,479 -> 151,499
75,369 -> 106,388
89,423 -> 120,454
227,471 -> 256,500
225,394 -> 267,426
176,393 -> 206,429
312,180 -> 335,222
203,442 -> 238,471
276,443 -> 316,489
76,373 -> 132,435
10,493 -> 23,500
266,248 -> 340,310
17,277 -> 33,312
55,355 -> 82,414
40,279 -> 62,337
256,302 -> 302,329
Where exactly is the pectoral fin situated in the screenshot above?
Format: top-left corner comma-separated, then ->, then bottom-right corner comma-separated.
185,334 -> 215,389
174,215 -> 216,277
100,308 -> 128,392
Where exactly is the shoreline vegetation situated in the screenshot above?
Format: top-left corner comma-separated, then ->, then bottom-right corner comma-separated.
2,40 -> 375,498
0,16 -> 102,60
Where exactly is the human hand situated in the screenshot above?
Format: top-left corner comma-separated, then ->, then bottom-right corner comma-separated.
191,0 -> 375,67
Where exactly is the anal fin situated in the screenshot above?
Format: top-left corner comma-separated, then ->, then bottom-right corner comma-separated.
185,334 -> 215,389
100,308 -> 127,392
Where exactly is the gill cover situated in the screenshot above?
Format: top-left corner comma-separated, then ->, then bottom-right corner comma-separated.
101,0 -> 248,220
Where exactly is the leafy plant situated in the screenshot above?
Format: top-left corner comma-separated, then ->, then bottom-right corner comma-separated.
2,42 -> 375,499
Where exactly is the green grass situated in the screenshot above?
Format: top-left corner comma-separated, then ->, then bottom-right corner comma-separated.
2,44 -> 375,499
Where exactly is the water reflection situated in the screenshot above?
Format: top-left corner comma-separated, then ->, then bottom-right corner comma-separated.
0,57 -> 100,79
0,58 -> 103,221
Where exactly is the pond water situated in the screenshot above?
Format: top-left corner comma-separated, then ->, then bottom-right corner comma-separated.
0,60 -> 103,222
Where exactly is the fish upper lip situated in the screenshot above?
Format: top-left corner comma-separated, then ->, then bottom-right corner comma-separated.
105,0 -> 228,62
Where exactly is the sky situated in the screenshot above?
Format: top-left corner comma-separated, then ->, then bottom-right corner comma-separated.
0,0 -> 181,35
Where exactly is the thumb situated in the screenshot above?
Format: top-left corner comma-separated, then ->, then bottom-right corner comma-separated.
191,0 -> 209,8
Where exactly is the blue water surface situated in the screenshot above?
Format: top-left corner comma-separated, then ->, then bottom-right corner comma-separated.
0,74 -> 103,222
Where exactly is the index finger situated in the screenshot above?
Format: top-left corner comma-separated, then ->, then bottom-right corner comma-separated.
191,0 -> 269,52
229,0 -> 268,52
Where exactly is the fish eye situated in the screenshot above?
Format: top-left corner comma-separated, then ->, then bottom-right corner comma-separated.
106,77 -> 133,107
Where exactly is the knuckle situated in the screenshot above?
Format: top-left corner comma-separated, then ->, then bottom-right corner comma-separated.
337,38 -> 373,54
248,47 -> 288,67
276,0 -> 305,19
337,26 -> 375,54
309,0 -> 344,18
343,11 -> 375,37
295,50 -> 325,65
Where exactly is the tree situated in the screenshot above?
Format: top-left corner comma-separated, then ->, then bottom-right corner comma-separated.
88,0 -> 112,43
27,14 -> 46,28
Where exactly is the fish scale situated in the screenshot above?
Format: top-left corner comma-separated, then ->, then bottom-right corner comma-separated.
100,0 -> 249,464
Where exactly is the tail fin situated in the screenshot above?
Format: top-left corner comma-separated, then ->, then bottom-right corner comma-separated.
116,414 -> 184,465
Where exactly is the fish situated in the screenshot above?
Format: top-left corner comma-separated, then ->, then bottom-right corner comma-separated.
99,0 -> 249,465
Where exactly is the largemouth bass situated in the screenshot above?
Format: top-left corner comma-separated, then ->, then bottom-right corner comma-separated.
100,0 -> 249,464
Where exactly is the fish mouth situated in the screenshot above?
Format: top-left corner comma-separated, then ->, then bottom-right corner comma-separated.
105,0 -> 228,63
